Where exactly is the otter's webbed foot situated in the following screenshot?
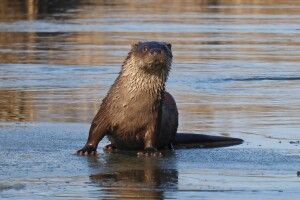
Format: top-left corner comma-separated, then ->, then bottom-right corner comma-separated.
137,147 -> 162,157
77,145 -> 97,156
104,144 -> 118,152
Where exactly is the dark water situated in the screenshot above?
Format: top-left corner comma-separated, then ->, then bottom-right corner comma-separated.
1,0 -> 300,199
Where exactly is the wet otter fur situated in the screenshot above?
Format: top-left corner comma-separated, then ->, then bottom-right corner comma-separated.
77,41 -> 243,156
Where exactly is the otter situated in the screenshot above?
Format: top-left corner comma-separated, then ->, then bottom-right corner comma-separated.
77,41 -> 243,156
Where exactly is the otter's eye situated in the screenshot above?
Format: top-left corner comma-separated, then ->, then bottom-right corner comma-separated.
143,46 -> 148,52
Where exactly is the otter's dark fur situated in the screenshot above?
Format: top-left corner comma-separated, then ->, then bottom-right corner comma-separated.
77,41 -> 176,155
77,41 -> 243,156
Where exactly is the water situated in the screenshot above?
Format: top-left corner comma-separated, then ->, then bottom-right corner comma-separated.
1,0 -> 300,199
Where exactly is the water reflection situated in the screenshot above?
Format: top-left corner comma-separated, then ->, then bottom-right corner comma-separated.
0,89 -> 36,121
88,153 -> 178,199
0,87 -> 102,122
0,0 -> 83,21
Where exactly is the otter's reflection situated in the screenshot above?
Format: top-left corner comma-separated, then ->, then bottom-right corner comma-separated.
88,152 -> 178,199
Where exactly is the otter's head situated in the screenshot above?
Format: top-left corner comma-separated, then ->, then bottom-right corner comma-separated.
124,41 -> 172,77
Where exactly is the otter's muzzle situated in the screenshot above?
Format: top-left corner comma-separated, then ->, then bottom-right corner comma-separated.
150,48 -> 162,55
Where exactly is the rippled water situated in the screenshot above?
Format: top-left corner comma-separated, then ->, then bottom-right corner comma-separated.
1,0 -> 300,199
1,0 -> 300,141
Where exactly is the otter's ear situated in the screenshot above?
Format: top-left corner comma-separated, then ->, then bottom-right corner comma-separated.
166,43 -> 172,50
131,41 -> 141,49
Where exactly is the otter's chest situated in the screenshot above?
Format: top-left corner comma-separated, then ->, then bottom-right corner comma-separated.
112,91 -> 161,124
107,72 -> 164,130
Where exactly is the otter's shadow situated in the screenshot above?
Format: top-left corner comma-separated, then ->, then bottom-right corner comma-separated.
87,152 -> 178,199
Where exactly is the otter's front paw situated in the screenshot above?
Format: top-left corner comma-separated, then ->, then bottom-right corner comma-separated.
137,147 -> 162,157
76,145 -> 97,156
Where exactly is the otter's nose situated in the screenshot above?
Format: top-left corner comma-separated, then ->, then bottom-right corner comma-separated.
150,48 -> 162,55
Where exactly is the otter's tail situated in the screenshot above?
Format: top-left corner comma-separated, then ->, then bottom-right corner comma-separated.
174,133 -> 243,149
